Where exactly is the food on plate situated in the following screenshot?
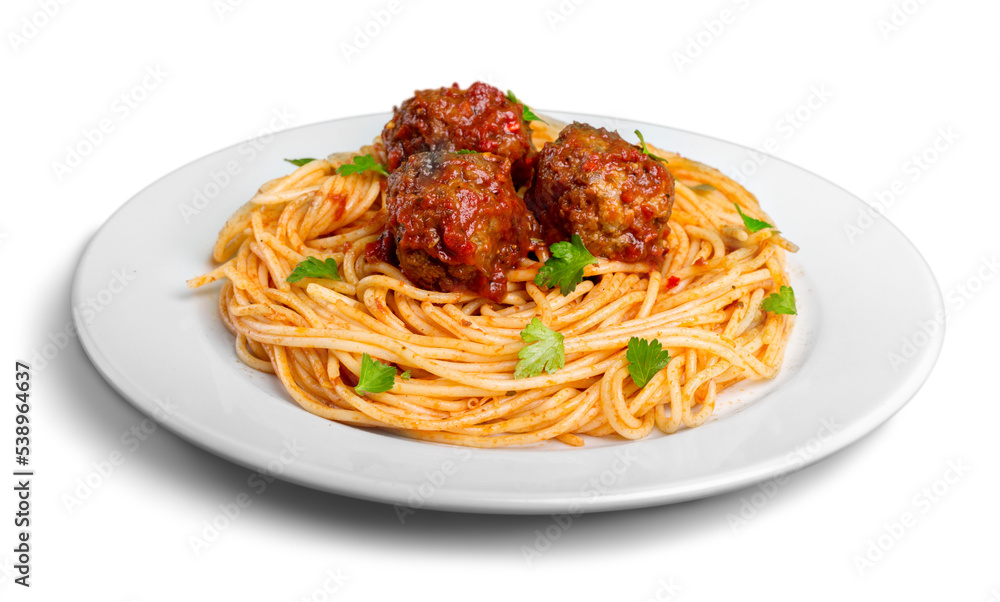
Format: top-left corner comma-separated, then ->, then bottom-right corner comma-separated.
368,150 -> 538,302
381,82 -> 537,187
526,122 -> 675,263
187,83 -> 799,448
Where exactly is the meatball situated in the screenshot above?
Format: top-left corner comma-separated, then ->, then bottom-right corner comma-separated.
525,122 -> 675,263
382,82 -> 537,187
371,151 -> 537,301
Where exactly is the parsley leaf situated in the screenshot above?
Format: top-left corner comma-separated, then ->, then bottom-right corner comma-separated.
400,371 -> 411,380
691,183 -> 715,192
506,89 -> 548,124
626,337 -> 672,388
336,154 -> 389,177
734,203 -> 774,233
285,158 -> 316,167
522,106 -> 545,124
534,234 -> 598,295
355,353 -> 398,395
456,149 -> 478,155
514,318 -> 565,379
761,285 -> 797,315
286,256 -> 342,283
634,130 -> 668,163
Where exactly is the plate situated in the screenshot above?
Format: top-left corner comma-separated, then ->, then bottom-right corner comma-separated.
72,111 -> 944,514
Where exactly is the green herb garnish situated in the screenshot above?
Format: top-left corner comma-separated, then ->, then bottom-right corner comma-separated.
514,318 -> 565,379
634,130 -> 668,163
286,256 -> 342,283
534,234 -> 598,296
761,286 -> 797,315
355,353 -> 398,395
626,337 -> 672,388
735,203 -> 774,233
336,154 -> 389,177
506,90 -> 547,124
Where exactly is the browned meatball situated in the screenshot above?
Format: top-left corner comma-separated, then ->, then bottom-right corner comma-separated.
382,82 -> 537,187
525,122 -> 675,263
368,151 -> 537,301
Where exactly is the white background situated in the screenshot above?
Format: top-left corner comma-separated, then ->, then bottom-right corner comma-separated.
3,0 -> 998,599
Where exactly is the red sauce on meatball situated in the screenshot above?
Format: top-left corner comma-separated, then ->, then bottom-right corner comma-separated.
382,82 -> 537,187
370,151 -> 538,301
526,122 -> 675,263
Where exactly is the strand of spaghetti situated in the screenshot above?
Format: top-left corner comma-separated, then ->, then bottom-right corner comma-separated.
624,368 -> 670,420
306,287 -> 521,357
420,301 -> 511,345
229,286 -> 306,326
394,292 -> 450,337
563,291 -> 647,337
457,388 -> 587,436
276,197 -> 310,249
373,391 -> 468,413
389,389 -> 599,448
655,282 -> 768,328
570,329 -> 773,377
637,271 -> 661,319
649,358 -> 683,434
233,305 -> 770,382
551,273 -> 631,328
256,323 -> 615,389
336,382 -> 568,432
600,360 -> 643,433
354,274 -> 479,304
297,190 -> 333,244
653,260 -> 774,313
665,219 -> 691,275
686,225 -> 726,259
213,202 -> 280,262
268,345 -> 384,426
235,333 -> 273,372
186,259 -> 232,288
669,163 -> 765,218
361,286 -> 410,332
668,246 -> 756,282
525,282 -> 554,327
504,390 -> 596,434
250,160 -> 332,206
223,243 -> 268,304
249,239 -> 290,294
440,304 -> 522,340
261,287 -> 327,328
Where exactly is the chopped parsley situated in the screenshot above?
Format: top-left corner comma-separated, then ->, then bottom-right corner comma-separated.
354,353 -> 399,395
534,234 -> 598,295
506,89 -> 547,124
285,158 -> 316,167
514,318 -> 565,379
336,154 -> 389,177
286,256 -> 342,283
734,203 -> 774,233
626,337 -> 672,388
634,130 -> 668,163
761,286 -> 797,315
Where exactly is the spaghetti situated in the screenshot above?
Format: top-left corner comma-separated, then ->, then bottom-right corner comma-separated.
187,120 -> 797,448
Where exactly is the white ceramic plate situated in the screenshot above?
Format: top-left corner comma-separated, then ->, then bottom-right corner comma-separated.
72,111 -> 944,514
